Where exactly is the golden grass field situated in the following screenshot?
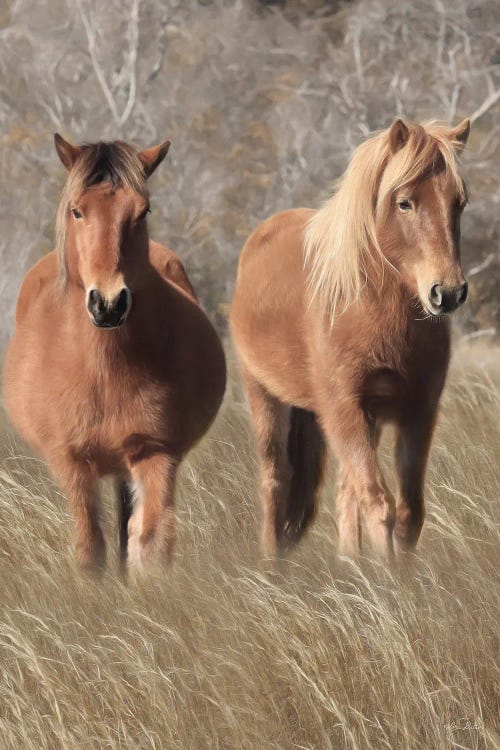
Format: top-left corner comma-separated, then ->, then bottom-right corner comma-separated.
0,342 -> 498,750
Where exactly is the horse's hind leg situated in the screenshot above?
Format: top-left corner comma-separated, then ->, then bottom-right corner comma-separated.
126,453 -> 178,572
241,369 -> 292,558
394,409 -> 436,553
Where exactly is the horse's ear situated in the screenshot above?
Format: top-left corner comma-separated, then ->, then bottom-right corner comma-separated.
388,119 -> 410,154
138,140 -> 171,179
449,118 -> 470,148
54,133 -> 81,171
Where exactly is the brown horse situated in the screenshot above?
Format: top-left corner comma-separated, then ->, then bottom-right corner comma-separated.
4,135 -> 226,573
230,118 -> 470,562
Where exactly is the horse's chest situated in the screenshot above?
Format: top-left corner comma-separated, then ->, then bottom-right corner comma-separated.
67,374 -> 172,448
360,324 -> 450,421
362,369 -> 407,419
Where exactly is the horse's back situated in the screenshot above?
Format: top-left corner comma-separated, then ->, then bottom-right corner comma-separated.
13,251 -> 58,326
235,208 -> 313,283
147,239 -> 226,441
4,251 -> 60,452
231,208 -> 315,408
149,240 -> 198,302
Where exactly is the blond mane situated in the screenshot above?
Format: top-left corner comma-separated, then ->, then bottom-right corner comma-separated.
303,121 -> 467,320
55,141 -> 147,286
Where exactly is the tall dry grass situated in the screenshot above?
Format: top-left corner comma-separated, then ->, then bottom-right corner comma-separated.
0,342 -> 498,749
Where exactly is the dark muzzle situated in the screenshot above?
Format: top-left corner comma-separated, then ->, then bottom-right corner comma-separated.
87,288 -> 131,328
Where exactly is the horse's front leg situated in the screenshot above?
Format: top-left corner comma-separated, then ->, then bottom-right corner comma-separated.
127,453 -> 179,572
324,402 -> 395,561
394,408 -> 436,554
51,455 -> 106,572
335,471 -> 361,558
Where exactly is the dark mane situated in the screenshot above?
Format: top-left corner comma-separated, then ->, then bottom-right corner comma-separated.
76,141 -> 146,191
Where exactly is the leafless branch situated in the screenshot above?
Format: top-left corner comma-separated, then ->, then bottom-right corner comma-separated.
77,0 -> 121,124
76,0 -> 140,127
460,328 -> 496,341
468,253 -> 497,277
469,88 -> 500,124
118,0 -> 139,126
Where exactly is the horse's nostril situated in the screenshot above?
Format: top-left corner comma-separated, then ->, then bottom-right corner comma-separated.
457,281 -> 468,306
428,282 -> 468,315
429,283 -> 443,308
114,288 -> 130,317
88,289 -> 100,306
87,289 -> 105,314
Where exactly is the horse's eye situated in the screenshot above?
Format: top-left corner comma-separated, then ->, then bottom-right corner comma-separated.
138,207 -> 151,221
397,199 -> 413,213
71,208 -> 82,219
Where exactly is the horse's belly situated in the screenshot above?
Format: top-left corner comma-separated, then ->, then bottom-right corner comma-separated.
3,334 -> 45,451
232,303 -> 314,409
231,209 -> 315,409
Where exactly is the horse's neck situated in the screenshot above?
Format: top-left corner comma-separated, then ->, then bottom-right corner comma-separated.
360,270 -> 449,361
363,259 -> 415,317
338,271 -> 422,360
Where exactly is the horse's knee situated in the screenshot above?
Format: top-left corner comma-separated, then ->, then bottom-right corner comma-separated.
357,486 -> 396,560
336,495 -> 361,558
75,521 -> 106,572
259,452 -> 291,531
58,466 -> 104,572
360,485 -> 396,527
127,503 -> 175,571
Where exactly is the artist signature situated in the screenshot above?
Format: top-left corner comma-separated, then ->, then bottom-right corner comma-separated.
446,719 -> 482,733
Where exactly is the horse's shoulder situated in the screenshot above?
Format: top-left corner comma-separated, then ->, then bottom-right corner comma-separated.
243,208 -> 314,259
149,240 -> 198,303
15,251 -> 58,324
238,208 -> 313,279
274,207 -> 316,225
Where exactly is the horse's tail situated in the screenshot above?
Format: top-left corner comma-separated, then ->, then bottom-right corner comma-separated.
281,407 -> 326,551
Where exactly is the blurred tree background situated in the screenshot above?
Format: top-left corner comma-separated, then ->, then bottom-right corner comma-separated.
0,0 -> 498,347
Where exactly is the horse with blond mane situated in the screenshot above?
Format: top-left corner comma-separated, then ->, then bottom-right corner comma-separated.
231,118 -> 470,561
4,135 -> 226,573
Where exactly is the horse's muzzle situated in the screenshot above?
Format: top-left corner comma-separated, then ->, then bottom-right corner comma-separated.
427,281 -> 468,315
87,287 -> 132,328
